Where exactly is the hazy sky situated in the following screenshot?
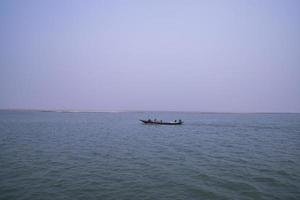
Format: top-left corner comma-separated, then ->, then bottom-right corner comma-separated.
1,0 -> 299,112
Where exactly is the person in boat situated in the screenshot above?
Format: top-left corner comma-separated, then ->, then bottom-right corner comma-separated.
147,119 -> 151,122
179,119 -> 182,123
174,120 -> 177,122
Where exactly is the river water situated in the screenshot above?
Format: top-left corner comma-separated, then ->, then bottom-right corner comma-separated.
0,111 -> 299,199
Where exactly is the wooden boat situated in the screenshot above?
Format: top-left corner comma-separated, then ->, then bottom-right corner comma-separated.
140,119 -> 183,125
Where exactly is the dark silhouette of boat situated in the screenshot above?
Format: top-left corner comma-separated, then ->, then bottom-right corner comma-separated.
140,119 -> 183,125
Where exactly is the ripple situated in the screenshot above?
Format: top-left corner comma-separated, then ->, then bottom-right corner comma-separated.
1,112 -> 300,200
187,187 -> 223,199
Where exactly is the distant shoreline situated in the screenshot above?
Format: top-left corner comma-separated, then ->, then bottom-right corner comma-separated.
0,109 -> 299,114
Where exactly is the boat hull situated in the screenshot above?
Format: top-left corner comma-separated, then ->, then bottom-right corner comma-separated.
140,120 -> 183,125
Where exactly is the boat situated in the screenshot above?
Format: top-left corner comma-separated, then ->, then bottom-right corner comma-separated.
140,119 -> 183,125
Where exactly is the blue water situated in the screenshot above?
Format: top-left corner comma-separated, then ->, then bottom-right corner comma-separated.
0,111 -> 299,200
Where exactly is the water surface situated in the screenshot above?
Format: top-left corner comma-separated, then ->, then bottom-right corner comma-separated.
0,111 -> 299,199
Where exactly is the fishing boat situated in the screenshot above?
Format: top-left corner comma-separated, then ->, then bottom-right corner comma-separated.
140,119 -> 183,125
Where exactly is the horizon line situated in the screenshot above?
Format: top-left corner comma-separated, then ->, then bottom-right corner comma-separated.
0,108 -> 299,114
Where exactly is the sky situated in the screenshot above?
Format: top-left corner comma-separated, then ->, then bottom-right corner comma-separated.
0,0 -> 299,112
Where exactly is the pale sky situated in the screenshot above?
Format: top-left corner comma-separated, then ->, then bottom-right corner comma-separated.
1,0 -> 299,112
